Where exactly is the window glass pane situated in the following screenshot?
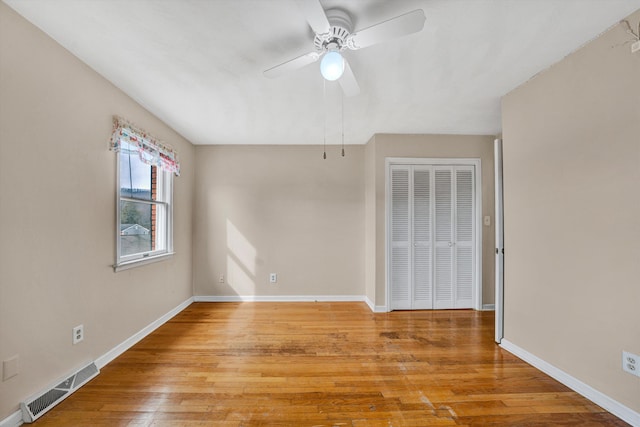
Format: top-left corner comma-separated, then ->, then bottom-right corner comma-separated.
119,200 -> 167,257
120,141 -> 153,201
120,200 -> 152,256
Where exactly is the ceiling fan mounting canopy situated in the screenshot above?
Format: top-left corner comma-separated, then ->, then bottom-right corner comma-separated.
313,9 -> 353,53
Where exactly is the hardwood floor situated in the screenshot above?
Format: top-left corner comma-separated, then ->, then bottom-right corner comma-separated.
37,302 -> 627,426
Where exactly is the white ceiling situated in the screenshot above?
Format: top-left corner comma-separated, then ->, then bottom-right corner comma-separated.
4,0 -> 640,145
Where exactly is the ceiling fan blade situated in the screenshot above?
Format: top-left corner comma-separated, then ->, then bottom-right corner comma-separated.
296,0 -> 331,35
348,9 -> 426,50
263,51 -> 320,78
339,59 -> 360,97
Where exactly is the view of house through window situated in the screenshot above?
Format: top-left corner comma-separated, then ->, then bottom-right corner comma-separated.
119,141 -> 169,260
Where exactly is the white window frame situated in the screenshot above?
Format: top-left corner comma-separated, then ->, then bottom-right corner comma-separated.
114,149 -> 174,272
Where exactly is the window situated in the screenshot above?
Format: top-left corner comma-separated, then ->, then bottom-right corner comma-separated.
118,141 -> 172,262
110,117 -> 179,270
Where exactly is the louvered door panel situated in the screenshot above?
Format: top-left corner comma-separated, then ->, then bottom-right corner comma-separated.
412,168 -> 432,308
391,247 -> 410,304
456,246 -> 473,302
435,248 -> 452,306
434,169 -> 454,308
456,169 -> 473,244
390,167 -> 411,309
435,169 -> 452,244
455,168 -> 474,308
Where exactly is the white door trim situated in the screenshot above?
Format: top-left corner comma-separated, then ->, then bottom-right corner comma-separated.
385,157 -> 483,312
494,139 -> 504,343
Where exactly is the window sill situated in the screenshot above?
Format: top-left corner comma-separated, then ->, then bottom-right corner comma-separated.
113,252 -> 175,272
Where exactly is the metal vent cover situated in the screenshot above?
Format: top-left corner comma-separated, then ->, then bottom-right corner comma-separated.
26,389 -> 68,417
21,362 -> 99,423
73,363 -> 98,388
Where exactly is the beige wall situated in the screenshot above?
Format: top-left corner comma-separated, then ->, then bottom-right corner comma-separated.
502,9 -> 640,413
364,136 -> 377,305
0,3 -> 195,419
366,134 -> 495,308
192,145 -> 365,297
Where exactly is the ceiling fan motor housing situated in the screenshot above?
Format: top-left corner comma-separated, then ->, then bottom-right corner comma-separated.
313,8 -> 353,53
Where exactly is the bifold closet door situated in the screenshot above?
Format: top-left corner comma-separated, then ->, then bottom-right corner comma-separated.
390,164 -> 474,310
454,167 -> 474,308
390,166 -> 411,310
390,166 -> 434,310
433,166 -> 474,309
412,167 -> 433,309
434,168 -> 454,308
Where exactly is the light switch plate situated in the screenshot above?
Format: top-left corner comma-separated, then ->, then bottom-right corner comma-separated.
484,216 -> 491,226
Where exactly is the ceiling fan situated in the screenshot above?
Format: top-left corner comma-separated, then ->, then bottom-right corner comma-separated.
264,0 -> 426,97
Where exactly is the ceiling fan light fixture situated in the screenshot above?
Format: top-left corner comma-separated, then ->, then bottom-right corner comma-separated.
320,50 -> 345,81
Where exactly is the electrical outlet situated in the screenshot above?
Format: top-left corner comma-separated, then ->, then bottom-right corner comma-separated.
622,351 -> 640,377
219,274 -> 225,283
73,325 -> 84,345
269,273 -> 277,283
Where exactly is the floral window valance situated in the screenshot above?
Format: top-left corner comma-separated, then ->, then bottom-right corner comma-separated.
109,116 -> 180,176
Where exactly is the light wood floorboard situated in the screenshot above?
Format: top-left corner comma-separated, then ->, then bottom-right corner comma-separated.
35,302 -> 629,426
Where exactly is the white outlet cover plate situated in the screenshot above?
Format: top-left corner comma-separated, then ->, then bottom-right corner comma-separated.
622,351 -> 640,377
73,325 -> 84,344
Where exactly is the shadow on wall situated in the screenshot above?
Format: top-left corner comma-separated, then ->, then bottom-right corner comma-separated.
226,219 -> 256,296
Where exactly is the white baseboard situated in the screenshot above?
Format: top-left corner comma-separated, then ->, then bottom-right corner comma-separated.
482,304 -> 495,311
500,339 -> 640,427
193,295 -> 366,303
194,295 -> 391,313
364,296 -> 388,313
95,297 -> 193,368
0,411 -> 22,427
364,296 -> 375,312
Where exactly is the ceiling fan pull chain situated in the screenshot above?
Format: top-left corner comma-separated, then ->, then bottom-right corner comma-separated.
323,78 -> 327,160
341,89 -> 345,157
